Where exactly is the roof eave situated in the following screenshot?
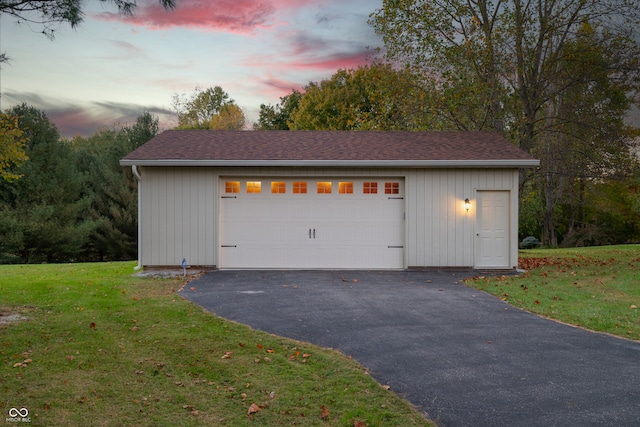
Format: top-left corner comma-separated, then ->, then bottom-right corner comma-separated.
119,159 -> 540,168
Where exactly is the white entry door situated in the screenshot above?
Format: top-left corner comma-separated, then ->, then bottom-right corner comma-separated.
475,191 -> 510,268
219,178 -> 405,269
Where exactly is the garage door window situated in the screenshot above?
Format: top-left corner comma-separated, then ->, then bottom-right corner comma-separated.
385,182 -> 400,194
293,181 -> 307,194
247,181 -> 262,193
271,181 -> 286,194
363,182 -> 377,194
225,181 -> 240,193
317,182 -> 332,194
339,182 -> 353,194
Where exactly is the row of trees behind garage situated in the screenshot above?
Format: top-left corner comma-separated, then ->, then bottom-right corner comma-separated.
0,105 -> 157,263
1,0 -> 640,262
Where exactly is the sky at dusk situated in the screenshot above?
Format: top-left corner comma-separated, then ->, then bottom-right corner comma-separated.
1,0 -> 382,137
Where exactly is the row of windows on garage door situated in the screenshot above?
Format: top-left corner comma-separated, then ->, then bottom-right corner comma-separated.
224,180 -> 401,195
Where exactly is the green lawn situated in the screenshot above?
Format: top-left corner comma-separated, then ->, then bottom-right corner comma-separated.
467,244 -> 640,341
1,262 -> 433,426
4,246 -> 638,425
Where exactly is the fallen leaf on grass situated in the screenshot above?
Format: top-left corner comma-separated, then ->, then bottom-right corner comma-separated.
321,405 -> 330,420
89,322 -> 96,329
221,352 -> 232,359
13,358 -> 32,368
183,404 -> 194,410
353,421 -> 367,427
248,403 -> 262,415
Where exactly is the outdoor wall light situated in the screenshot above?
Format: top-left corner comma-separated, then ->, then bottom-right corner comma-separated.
464,198 -> 471,212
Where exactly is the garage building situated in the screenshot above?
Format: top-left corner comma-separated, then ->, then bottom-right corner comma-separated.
120,130 -> 539,270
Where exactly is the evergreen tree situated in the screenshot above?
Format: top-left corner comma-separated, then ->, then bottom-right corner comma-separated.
0,104 -> 95,262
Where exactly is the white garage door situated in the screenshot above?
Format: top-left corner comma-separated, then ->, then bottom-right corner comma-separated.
219,178 -> 405,269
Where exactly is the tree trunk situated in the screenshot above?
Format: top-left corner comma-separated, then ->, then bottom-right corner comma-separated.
543,171 -> 558,246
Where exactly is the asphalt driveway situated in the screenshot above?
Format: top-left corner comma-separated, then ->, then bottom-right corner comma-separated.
179,270 -> 640,426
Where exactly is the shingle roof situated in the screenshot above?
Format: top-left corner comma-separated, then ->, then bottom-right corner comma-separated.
120,130 -> 539,168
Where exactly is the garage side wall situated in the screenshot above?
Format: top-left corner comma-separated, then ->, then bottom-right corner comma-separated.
405,168 -> 518,268
139,167 -> 217,267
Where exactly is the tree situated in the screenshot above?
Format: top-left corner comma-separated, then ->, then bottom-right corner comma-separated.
370,0 -> 640,245
0,113 -> 28,181
74,112 -> 159,261
254,90 -> 303,130
529,23 -> 639,245
289,64 -> 440,130
0,104 -> 95,263
210,104 -> 246,130
172,86 -> 244,130
0,0 -> 176,40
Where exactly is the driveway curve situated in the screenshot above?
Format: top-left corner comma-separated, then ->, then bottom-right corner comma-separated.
180,270 -> 640,426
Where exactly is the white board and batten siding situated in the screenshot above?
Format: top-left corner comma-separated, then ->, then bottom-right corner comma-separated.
138,166 -> 519,269
139,167 -> 217,267
406,169 -> 518,269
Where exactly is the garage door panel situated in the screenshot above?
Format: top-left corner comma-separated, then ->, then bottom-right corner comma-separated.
220,178 -> 404,269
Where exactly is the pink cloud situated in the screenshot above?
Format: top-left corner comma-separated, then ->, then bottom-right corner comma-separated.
243,25 -> 372,74
288,52 -> 370,71
97,0 -> 278,34
4,90 -> 174,138
246,51 -> 370,74
256,76 -> 305,99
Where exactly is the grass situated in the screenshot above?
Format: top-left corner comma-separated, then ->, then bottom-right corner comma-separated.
466,244 -> 640,341
0,262 -> 434,426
